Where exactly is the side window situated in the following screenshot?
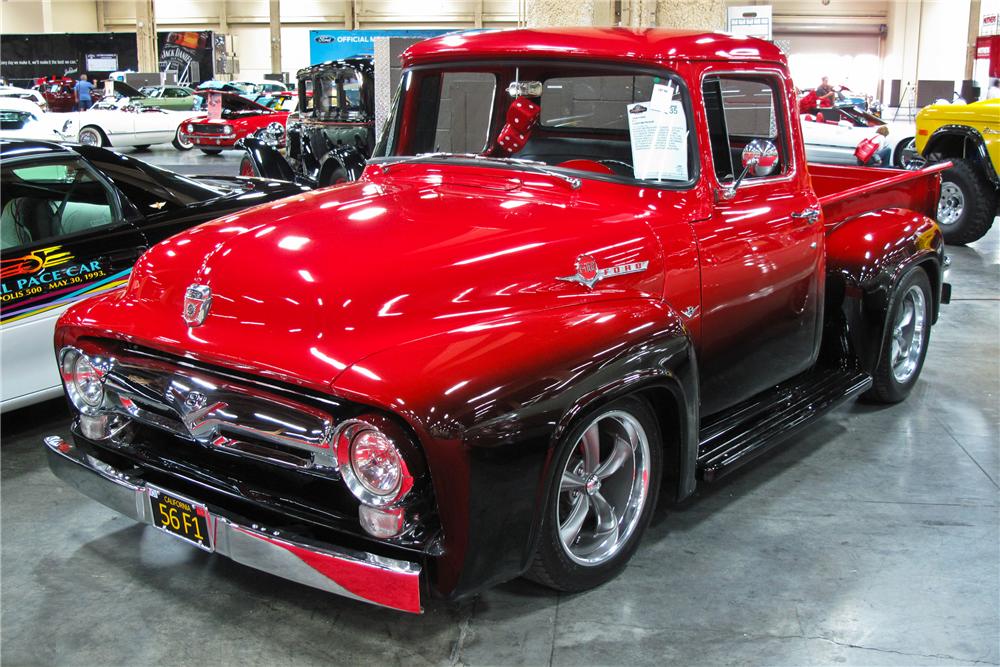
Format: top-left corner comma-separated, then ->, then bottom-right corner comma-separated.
164,88 -> 183,98
433,72 -> 496,154
703,75 -> 789,183
1,157 -> 117,251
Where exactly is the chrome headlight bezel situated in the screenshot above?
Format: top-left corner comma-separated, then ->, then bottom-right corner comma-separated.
335,420 -> 413,508
59,346 -> 113,416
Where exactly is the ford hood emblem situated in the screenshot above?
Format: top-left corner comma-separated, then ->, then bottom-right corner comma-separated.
183,284 -> 212,326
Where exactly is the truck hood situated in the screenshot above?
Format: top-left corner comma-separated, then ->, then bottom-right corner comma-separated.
916,98 -> 1000,124
110,163 -> 663,391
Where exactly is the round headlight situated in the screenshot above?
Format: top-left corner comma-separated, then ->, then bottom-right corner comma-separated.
186,123 -> 194,133
223,125 -> 233,135
336,420 -> 413,508
351,429 -> 402,496
60,347 -> 108,414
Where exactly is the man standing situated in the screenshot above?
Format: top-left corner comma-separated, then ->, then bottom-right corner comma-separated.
74,74 -> 94,111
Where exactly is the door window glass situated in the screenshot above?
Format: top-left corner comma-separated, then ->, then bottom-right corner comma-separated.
703,75 -> 789,183
432,72 -> 497,154
1,157 -> 117,251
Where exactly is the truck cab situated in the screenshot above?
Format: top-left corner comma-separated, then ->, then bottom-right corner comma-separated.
47,29 -> 948,613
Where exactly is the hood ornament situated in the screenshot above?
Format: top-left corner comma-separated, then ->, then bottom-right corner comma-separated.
183,284 -> 212,326
557,254 -> 649,290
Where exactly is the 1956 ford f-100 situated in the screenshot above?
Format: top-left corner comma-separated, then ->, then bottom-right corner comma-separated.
46,29 -> 950,613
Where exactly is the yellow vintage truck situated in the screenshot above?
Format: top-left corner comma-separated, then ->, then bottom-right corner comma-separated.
916,98 -> 1000,244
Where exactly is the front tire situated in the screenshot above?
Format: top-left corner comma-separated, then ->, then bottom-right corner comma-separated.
527,396 -> 662,592
200,148 -> 223,156
865,267 -> 933,404
172,128 -> 193,151
78,126 -> 105,147
936,159 -> 997,245
239,155 -> 258,177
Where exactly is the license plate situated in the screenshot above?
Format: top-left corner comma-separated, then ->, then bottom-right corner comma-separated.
148,488 -> 213,551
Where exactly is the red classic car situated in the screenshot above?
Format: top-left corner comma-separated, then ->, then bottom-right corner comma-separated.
47,29 -> 950,613
177,91 -> 289,154
34,77 -> 102,113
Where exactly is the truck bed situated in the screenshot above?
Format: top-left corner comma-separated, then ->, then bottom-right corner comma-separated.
810,162 -> 950,230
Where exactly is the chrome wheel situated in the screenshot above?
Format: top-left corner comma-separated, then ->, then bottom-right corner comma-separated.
937,182 -> 964,226
890,285 -> 927,384
557,410 -> 650,566
78,127 -> 102,146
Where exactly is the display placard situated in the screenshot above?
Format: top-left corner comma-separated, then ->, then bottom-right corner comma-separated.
627,84 -> 688,182
85,53 -> 118,71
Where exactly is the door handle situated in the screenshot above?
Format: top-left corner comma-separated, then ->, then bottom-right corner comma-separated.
102,246 -> 147,271
792,207 -> 821,224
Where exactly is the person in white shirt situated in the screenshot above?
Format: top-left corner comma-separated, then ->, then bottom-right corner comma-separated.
987,79 -> 1000,100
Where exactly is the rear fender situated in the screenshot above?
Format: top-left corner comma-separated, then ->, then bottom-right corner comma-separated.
824,208 -> 944,373
237,137 -> 296,182
331,299 -> 697,599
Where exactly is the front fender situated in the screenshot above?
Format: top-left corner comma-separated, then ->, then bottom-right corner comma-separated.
825,208 -> 944,372
320,145 -> 367,184
924,125 -> 999,186
237,137 -> 296,182
330,298 -> 696,600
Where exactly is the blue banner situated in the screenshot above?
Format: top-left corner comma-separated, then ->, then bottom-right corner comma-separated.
309,30 -> 450,64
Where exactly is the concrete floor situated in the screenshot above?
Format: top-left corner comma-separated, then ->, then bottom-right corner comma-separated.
2,146 -> 998,666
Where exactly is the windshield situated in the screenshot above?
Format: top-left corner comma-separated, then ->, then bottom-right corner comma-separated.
300,66 -> 370,122
374,62 -> 695,186
83,150 -> 223,209
0,110 -> 34,130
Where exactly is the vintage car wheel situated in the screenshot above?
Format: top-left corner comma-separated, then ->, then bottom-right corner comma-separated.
239,155 -> 259,177
200,148 -> 224,156
936,159 -> 997,245
528,396 -> 662,591
865,267 -> 932,404
78,126 -> 105,147
894,138 -> 922,169
172,128 -> 193,151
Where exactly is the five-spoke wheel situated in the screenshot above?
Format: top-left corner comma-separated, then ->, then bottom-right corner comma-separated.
867,267 -> 933,403
529,396 -> 661,591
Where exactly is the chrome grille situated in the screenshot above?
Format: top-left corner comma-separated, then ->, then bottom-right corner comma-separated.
192,123 -> 227,135
99,354 -> 337,475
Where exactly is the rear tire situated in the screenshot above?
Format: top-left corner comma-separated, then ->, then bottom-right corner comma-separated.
527,396 -> 662,592
936,159 -> 997,245
200,148 -> 223,156
865,267 -> 932,404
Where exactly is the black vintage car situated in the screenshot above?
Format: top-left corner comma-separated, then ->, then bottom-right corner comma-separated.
239,56 -> 375,187
0,139 -> 308,410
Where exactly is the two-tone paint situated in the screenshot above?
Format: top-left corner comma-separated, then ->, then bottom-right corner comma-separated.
50,28 -> 947,608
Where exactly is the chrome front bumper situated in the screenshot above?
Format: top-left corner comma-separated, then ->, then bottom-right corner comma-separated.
43,435 -> 422,613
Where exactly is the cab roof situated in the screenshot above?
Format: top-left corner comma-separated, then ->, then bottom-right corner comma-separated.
402,28 -> 786,67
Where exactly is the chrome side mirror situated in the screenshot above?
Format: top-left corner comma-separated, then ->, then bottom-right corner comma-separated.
722,139 -> 780,200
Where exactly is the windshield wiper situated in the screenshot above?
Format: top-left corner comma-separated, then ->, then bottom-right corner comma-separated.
379,153 -> 581,190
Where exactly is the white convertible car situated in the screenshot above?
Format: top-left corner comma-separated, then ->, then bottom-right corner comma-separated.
71,97 -> 189,150
800,105 -> 918,167
0,97 -> 75,142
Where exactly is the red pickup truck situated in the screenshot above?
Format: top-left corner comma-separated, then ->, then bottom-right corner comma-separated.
46,29 -> 950,613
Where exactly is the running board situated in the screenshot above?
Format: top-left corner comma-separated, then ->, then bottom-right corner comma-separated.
697,369 -> 872,482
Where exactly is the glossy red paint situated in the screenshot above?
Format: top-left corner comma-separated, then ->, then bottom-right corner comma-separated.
180,94 -> 288,149
403,28 -> 787,67
53,28 -> 948,606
